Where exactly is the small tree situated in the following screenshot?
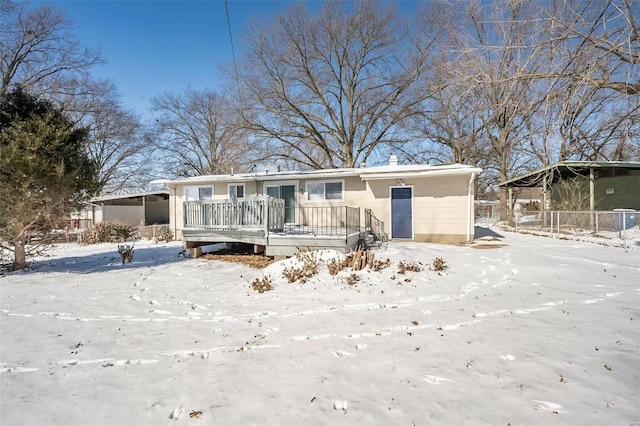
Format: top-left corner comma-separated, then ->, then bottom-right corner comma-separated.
0,87 -> 99,270
551,177 -> 591,211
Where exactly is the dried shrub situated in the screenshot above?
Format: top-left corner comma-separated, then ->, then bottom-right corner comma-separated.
328,258 -> 343,276
155,228 -> 173,242
373,258 -> 391,272
345,274 -> 360,286
397,261 -> 423,274
282,249 -> 320,284
82,222 -> 137,244
117,243 -> 134,264
431,257 -> 447,272
251,276 -> 272,293
282,266 -> 304,283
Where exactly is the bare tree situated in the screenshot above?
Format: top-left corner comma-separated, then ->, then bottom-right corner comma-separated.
407,50 -> 490,166
151,89 -> 256,177
525,79 -> 637,163
237,1 -> 440,168
520,0 -> 640,165
540,0 -> 639,95
442,0 -> 555,213
1,1 -> 155,194
84,96 -> 148,194
0,1 -> 102,98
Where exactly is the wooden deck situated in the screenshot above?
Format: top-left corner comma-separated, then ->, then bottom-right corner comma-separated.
182,196 -> 367,256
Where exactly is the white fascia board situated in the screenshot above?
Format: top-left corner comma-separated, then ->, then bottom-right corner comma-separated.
151,175 -> 255,186
359,167 -> 483,180
91,190 -> 169,202
150,179 -> 173,186
153,168 -> 360,186
259,169 -> 358,181
152,165 -> 482,186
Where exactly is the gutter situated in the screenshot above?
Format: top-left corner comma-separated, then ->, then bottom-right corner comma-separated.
166,184 -> 177,238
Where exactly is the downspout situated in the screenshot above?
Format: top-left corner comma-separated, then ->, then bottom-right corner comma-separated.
589,168 -> 595,211
467,172 -> 476,243
589,168 -> 595,228
142,195 -> 146,226
170,185 -> 177,238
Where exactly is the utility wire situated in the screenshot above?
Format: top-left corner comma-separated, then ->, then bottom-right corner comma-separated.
224,0 -> 242,100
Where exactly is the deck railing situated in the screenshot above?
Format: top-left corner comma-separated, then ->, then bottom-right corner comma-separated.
280,206 -> 361,236
184,197 -> 362,238
184,196 -> 285,233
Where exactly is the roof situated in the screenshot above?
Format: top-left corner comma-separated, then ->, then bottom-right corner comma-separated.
358,163 -> 482,180
151,164 -> 482,186
498,161 -> 640,188
91,190 -> 170,203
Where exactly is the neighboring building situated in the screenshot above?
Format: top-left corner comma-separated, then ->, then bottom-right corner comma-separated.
153,157 -> 482,256
72,191 -> 170,229
498,161 -> 640,211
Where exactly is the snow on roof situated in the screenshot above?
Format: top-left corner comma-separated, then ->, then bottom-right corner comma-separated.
499,161 -> 640,188
358,163 -> 482,180
91,190 -> 169,202
151,164 -> 482,186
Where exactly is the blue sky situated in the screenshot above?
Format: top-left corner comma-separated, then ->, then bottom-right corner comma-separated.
36,0 -> 300,119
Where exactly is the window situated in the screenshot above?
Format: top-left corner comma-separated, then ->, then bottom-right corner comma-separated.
184,186 -> 213,201
306,180 -> 344,202
228,184 -> 245,199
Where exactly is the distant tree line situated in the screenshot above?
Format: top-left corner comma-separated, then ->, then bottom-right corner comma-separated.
3,0 -> 637,194
151,0 -> 639,204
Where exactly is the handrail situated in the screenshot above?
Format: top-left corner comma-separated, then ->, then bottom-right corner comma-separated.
364,208 -> 388,242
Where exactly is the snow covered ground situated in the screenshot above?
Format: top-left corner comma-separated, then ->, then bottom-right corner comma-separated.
1,229 -> 639,425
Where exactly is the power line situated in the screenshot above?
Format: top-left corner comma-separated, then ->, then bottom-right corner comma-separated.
224,0 -> 242,100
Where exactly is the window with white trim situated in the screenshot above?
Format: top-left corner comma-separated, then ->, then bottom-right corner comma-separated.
184,186 -> 213,201
306,180 -> 344,202
228,184 -> 245,199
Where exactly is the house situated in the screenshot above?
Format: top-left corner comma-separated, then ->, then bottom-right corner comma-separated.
72,190 -> 170,230
152,157 -> 482,257
498,161 -> 640,212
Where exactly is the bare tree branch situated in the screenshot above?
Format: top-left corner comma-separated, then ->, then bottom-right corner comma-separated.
151,89 -> 258,177
237,1 -> 439,168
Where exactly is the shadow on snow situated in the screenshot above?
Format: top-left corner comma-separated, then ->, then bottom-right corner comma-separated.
6,243 -> 188,275
474,226 -> 505,239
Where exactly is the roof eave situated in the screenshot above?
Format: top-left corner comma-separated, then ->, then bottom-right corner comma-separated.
359,167 -> 482,180
498,160 -> 640,188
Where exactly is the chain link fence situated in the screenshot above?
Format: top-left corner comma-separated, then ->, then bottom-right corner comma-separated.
512,210 -> 639,248
474,202 -> 501,227
137,224 -> 172,241
475,204 -> 639,248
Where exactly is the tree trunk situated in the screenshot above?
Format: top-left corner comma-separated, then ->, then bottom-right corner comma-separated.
12,237 -> 27,270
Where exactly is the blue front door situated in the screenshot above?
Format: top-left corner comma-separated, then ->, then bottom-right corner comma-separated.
391,187 -> 412,239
